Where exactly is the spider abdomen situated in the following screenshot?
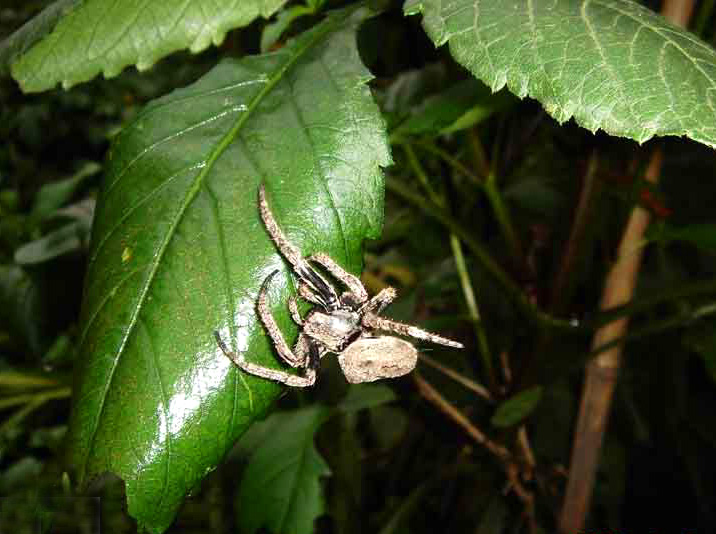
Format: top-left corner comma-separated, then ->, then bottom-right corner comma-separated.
338,336 -> 418,384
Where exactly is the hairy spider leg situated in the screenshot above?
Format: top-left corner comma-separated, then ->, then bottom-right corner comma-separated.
258,184 -> 340,310
214,330 -> 317,387
360,287 -> 398,314
363,312 -> 464,349
308,253 -> 368,303
298,282 -> 325,307
288,296 -> 303,325
256,270 -> 308,368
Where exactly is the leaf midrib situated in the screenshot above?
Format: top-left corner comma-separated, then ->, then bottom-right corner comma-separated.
78,15 -> 341,484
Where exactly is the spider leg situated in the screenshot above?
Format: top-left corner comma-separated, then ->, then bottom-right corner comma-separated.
258,184 -> 339,309
298,282 -> 325,307
360,287 -> 397,314
215,331 -> 317,387
308,252 -> 368,303
288,296 -> 303,325
257,270 -> 306,367
362,312 -> 464,349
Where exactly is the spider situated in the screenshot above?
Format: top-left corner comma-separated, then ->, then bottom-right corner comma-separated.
214,183 -> 464,386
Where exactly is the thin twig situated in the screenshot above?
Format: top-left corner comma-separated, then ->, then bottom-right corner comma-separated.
449,234 -> 495,387
550,150 -> 600,313
413,373 -> 509,461
418,353 -> 493,402
517,426 -> 536,472
498,350 -> 512,386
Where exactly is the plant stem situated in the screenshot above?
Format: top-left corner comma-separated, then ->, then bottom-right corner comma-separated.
589,302 -> 716,358
402,143 -> 441,205
586,278 -> 716,328
550,150 -> 600,313
414,140 -> 484,185
386,177 -> 575,331
0,386 -> 71,435
483,172 -> 524,263
413,374 -> 509,460
559,148 -> 664,533
449,234 -> 495,387
418,353 -> 493,402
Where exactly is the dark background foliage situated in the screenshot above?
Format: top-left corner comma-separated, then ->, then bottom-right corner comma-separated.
2,1 -> 716,533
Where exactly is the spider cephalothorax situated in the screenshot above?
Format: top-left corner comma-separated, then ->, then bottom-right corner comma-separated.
214,183 -> 463,386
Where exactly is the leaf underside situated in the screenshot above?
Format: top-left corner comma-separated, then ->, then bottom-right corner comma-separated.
67,7 -> 390,533
10,0 -> 288,92
405,0 -> 716,149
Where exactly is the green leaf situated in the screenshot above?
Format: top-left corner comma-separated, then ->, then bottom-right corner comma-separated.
393,79 -> 513,137
10,0 -> 289,92
236,406 -> 332,534
0,265 -> 48,356
405,0 -> 716,149
31,162 -> 101,220
491,386 -> 543,428
0,0 -> 80,77
261,5 -> 315,53
14,221 -> 90,265
647,222 -> 716,251
67,7 -> 389,533
337,383 -> 397,413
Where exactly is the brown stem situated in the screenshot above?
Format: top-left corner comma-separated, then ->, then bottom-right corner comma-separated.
418,353 -> 493,402
414,373 -> 537,529
413,374 -> 509,461
558,149 -> 663,532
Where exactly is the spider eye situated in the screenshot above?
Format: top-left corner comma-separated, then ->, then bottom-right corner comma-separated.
341,292 -> 360,308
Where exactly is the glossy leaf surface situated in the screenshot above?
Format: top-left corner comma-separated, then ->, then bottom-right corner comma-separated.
67,7 -> 389,533
405,0 -> 716,149
10,0 -> 287,92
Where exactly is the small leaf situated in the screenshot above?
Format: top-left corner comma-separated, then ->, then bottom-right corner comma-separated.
14,221 -> 89,265
337,383 -> 397,413
647,222 -> 716,251
0,265 -> 48,355
503,178 -> 565,218
405,0 -> 716,149
394,79 -> 513,137
440,90 -> 514,134
491,386 -> 543,428
31,162 -> 101,220
236,406 -> 332,534
11,0 -> 289,92
261,5 -> 315,53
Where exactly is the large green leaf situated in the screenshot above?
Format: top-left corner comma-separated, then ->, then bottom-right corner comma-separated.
67,7 -> 390,533
10,0 -> 288,92
236,406 -> 332,534
405,0 -> 716,149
